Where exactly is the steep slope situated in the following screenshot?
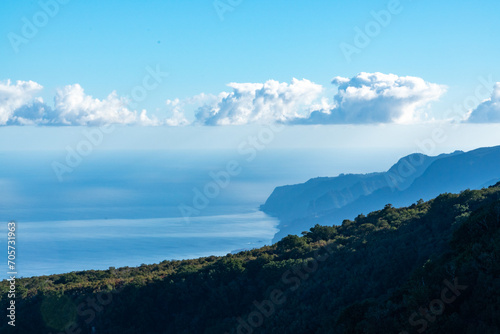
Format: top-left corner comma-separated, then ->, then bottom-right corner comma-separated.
261,151 -> 462,221
270,146 -> 500,241
261,172 -> 386,221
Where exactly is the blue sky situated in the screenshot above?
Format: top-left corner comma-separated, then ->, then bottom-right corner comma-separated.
1,0 -> 500,148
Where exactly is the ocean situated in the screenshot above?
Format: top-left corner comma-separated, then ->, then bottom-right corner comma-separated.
0,148 -> 404,279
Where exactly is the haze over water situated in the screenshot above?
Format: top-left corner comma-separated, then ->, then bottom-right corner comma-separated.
1,148 -> 408,278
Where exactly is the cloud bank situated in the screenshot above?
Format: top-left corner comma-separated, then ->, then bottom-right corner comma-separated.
0,80 -> 43,125
0,80 -> 163,126
194,79 -> 325,125
292,72 -> 447,124
191,73 -> 447,125
466,83 -> 500,123
0,73 -> 476,127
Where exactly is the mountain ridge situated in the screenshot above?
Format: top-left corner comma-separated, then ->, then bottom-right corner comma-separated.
262,146 -> 500,241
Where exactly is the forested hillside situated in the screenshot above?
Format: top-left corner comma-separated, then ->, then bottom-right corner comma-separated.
2,183 -> 500,333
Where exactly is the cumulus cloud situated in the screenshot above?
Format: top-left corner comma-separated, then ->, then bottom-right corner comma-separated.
53,84 -> 160,126
6,99 -> 49,126
466,83 -> 500,123
188,73 -> 446,126
194,78 -> 325,125
0,81 -> 162,126
0,73 -> 448,126
0,80 -> 43,125
291,72 -> 447,124
165,99 -> 190,126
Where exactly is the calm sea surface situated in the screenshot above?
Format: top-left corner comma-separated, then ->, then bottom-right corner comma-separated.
0,149 -> 404,278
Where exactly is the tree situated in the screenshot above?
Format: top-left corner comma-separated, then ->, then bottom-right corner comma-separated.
276,235 -> 307,252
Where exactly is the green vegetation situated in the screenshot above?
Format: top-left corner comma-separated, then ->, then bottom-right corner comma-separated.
2,184 -> 500,333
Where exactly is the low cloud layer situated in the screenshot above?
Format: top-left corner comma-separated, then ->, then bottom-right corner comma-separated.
466,83 -> 500,123
195,79 -> 324,125
291,72 -> 447,124
53,84 -> 156,126
1,80 -> 163,126
191,73 -> 447,126
0,73 -> 484,127
0,80 -> 43,125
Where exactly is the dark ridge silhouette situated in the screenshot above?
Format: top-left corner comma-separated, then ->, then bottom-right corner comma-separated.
263,146 -> 500,241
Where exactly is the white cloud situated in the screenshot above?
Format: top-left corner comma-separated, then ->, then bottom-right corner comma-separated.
165,99 -> 190,126
53,84 -> 159,126
291,72 -> 447,124
0,80 -> 43,125
194,78 -> 325,125
466,83 -> 500,123
0,81 -> 162,126
0,74 -> 448,126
